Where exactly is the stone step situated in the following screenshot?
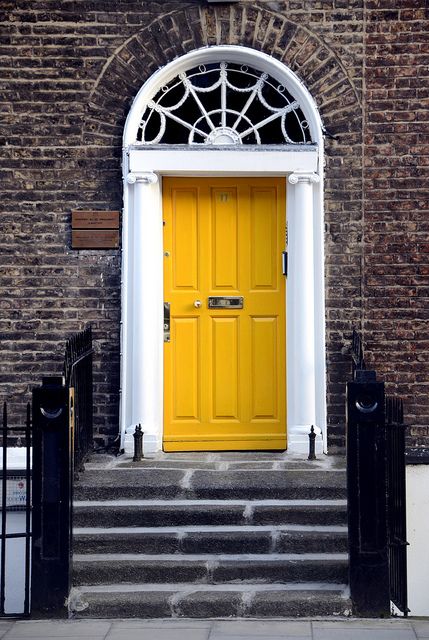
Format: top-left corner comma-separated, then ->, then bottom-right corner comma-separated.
74,469 -> 346,501
113,460 -> 345,471
72,553 -> 348,586
88,452 -> 346,469
70,582 -> 352,618
72,457 -> 349,619
73,499 -> 347,528
73,525 -> 348,555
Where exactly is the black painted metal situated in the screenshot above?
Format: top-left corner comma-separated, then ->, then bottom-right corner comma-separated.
308,425 -> 316,460
24,402 -> 31,615
31,378 -> 73,617
347,330 -> 409,617
351,328 -> 366,373
1,403 -> 7,616
347,376 -> 391,617
133,424 -> 144,462
64,327 -> 93,473
0,402 -> 32,617
386,396 -> 409,615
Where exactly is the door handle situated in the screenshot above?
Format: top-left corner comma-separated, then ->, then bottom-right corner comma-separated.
194,300 -> 202,309
164,302 -> 170,342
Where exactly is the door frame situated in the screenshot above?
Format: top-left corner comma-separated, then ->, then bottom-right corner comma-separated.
120,46 -> 327,454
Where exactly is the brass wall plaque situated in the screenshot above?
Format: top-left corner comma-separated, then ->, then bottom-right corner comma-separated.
72,229 -> 119,249
72,211 -> 119,229
71,210 -> 120,249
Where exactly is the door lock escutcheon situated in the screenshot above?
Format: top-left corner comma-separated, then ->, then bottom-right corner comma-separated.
164,302 -> 170,342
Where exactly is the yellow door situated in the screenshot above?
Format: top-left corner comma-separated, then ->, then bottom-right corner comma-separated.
163,177 -> 286,451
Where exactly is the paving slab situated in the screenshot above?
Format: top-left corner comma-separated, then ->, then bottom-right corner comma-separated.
5,637 -> 107,640
413,620 -> 429,638
0,623 -> 14,640
312,619 -> 416,640
2,618 -> 428,640
209,636 -> 308,640
111,619 -> 212,628
106,628 -> 210,640
3,619 -> 112,637
211,619 -> 311,636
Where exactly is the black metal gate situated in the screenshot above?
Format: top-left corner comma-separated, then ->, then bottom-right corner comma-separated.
347,330 -> 409,617
64,327 -> 93,473
386,396 -> 408,614
1,327 -> 94,617
0,403 -> 31,617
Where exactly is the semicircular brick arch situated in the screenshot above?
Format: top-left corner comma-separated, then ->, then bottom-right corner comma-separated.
84,3 -> 361,147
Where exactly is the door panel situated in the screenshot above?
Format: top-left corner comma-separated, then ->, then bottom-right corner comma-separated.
172,317 -> 200,421
251,317 -> 278,419
250,188 -> 278,289
212,317 -> 239,419
172,189 -> 199,290
212,187 -> 239,290
163,177 -> 286,451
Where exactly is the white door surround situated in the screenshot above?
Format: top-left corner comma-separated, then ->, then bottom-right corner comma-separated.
120,45 -> 327,455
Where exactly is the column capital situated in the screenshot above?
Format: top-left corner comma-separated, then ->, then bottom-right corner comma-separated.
126,171 -> 158,185
288,171 -> 320,186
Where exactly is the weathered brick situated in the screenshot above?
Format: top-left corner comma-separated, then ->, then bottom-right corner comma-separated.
0,1 -> 427,451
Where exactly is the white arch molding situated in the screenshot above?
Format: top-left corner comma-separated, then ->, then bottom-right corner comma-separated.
120,45 -> 327,455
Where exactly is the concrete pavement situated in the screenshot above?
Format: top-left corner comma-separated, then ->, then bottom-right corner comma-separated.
0,618 -> 428,640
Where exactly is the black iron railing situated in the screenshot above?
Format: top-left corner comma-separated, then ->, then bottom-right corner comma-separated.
346,330 -> 408,617
0,403 -> 31,617
386,396 -> 408,614
351,328 -> 366,373
64,327 -> 93,472
31,378 -> 74,616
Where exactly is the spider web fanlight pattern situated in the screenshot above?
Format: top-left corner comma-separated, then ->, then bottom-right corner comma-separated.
137,62 -> 314,145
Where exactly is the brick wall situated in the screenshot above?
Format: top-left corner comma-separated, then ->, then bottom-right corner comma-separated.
364,1 -> 429,448
0,1 -> 427,450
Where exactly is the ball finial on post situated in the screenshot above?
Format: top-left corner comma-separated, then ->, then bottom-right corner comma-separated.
308,425 -> 317,460
133,424 -> 144,462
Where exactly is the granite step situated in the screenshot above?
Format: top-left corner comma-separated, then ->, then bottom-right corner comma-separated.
73,499 -> 347,528
71,456 -> 349,619
73,525 -> 348,555
73,469 -> 347,501
72,553 -> 349,586
70,582 -> 352,618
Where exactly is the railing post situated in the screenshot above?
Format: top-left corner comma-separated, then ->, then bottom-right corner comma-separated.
308,425 -> 317,460
31,377 -> 74,617
133,424 -> 144,462
346,369 -> 390,617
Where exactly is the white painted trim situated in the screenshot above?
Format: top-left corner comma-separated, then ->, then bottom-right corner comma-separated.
121,46 -> 327,455
124,46 -> 324,147
128,147 -> 318,176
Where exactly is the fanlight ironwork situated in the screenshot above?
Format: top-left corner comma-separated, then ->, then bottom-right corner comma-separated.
137,62 -> 313,145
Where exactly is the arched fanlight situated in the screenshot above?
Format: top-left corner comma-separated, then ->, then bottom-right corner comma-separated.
137,62 -> 314,145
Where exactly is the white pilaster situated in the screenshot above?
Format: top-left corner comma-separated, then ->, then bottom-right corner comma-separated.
287,171 -> 321,451
124,172 -> 163,455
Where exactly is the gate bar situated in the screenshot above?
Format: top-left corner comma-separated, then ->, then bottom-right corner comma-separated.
0,403 -> 7,614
